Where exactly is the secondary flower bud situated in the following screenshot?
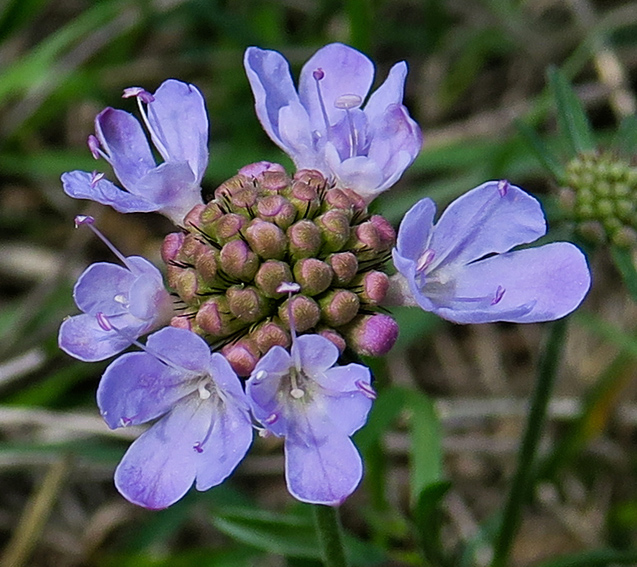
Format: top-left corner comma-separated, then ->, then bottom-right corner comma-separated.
317,327 -> 347,353
287,220 -> 321,258
195,296 -> 237,336
319,289 -> 360,327
316,210 -> 351,252
293,258 -> 333,296
161,232 -> 185,264
257,194 -> 297,229
327,252 -> 358,285
343,313 -> 399,357
255,260 -> 294,298
245,219 -> 287,260
220,239 -> 259,281
212,213 -> 247,243
250,320 -> 291,352
353,271 -> 390,305
222,338 -> 260,376
227,285 -> 269,323
278,295 -> 320,332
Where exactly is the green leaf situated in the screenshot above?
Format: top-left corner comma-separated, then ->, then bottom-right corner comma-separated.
611,246 -> 637,302
412,481 -> 452,567
547,66 -> 595,155
614,114 -> 637,156
533,548 -> 637,567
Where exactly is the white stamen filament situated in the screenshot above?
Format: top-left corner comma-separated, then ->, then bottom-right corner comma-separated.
198,380 -> 212,400
134,96 -> 171,162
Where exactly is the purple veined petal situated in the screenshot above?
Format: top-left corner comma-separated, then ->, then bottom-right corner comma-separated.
277,100 -> 317,168
209,352 -> 250,406
61,171 -> 160,214
298,43 -> 374,133
285,429 -> 363,506
147,80 -> 209,183
325,108 -> 369,161
114,400 -> 211,510
128,268 -> 171,322
133,161 -> 203,225
95,108 -> 155,190
368,104 -> 422,172
194,396 -> 253,491
97,351 -> 194,429
73,262 -> 135,315
363,61 -> 407,123
294,334 -> 339,375
58,313 -> 144,362
428,181 -> 547,269
145,327 -> 213,373
395,197 -> 436,262
244,47 -> 304,152
435,242 -> 591,324
323,146 -> 384,199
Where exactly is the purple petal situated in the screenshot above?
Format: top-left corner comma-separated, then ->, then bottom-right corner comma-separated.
127,262 -> 170,321
194,398 -> 253,491
58,313 -> 143,362
97,351 -> 192,428
434,242 -> 590,323
73,262 -> 135,315
114,400 -> 211,509
323,145 -> 384,198
363,61 -> 407,123
298,43 -> 374,132
277,101 -> 318,168
147,80 -> 209,183
395,197 -> 436,262
285,430 -> 363,505
95,108 -> 155,190
61,171 -> 160,214
294,334 -> 339,375
429,181 -> 546,268
145,327 -> 213,373
244,47 -> 305,153
210,352 -> 251,407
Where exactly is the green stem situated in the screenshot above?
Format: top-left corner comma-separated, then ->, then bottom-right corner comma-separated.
313,505 -> 349,567
490,319 -> 568,567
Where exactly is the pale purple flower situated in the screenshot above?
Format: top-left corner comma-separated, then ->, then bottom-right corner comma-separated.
246,333 -> 375,505
392,180 -> 591,324
58,216 -> 173,361
98,326 -> 253,510
244,43 -> 422,203
62,79 -> 208,225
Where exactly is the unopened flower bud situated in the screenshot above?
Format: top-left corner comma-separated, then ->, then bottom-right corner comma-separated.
219,239 -> 259,281
257,195 -> 297,229
287,220 -> 321,258
193,246 -> 218,283
178,233 -> 206,261
227,285 -> 269,323
349,221 -> 381,256
293,258 -> 333,296
316,210 -> 351,252
170,314 -> 193,332
214,175 -> 250,201
250,320 -> 291,352
327,252 -> 358,285
369,215 -> 396,249
200,202 -> 224,227
222,338 -> 260,377
323,187 -> 355,212
255,260 -> 294,298
195,296 -> 237,336
278,295 -> 320,332
343,313 -> 399,357
317,327 -> 346,353
353,271 -> 390,305
161,232 -> 185,264
319,289 -> 360,327
245,219 -> 287,260
173,268 -> 198,304
239,161 -> 286,180
183,203 -> 206,229
212,213 -> 247,243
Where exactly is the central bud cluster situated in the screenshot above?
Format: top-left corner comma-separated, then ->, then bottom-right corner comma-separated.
161,164 -> 398,376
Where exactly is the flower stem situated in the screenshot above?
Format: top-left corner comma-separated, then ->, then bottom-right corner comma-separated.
313,505 -> 349,567
490,318 -> 569,567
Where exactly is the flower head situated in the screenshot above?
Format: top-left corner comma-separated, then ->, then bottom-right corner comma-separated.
97,326 -> 253,509
244,43 -> 422,203
62,79 -> 208,225
246,333 -> 374,505
392,180 -> 591,323
59,216 -> 173,361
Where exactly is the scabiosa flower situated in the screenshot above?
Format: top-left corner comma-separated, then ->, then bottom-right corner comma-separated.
59,216 -> 173,361
246,330 -> 375,505
97,324 -> 253,509
391,180 -> 591,323
244,43 -> 422,203
62,79 -> 208,225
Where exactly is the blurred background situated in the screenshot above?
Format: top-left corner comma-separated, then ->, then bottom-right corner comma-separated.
0,0 -> 636,566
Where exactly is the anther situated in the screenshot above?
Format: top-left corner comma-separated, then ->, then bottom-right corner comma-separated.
416,248 -> 436,272
90,171 -> 105,187
197,381 -> 212,400
193,442 -> 204,453
74,215 -> 95,228
96,312 -> 114,331
264,413 -> 278,425
497,179 -> 510,197
114,294 -> 128,305
334,94 -> 362,110
290,388 -> 305,399
254,370 -> 267,381
355,380 -> 377,400
122,86 -> 155,104
120,417 -> 132,427
87,135 -> 101,160
276,282 -> 301,294
313,68 -> 325,81
491,285 -> 505,305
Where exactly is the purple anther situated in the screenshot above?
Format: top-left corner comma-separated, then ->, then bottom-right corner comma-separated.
416,248 -> 436,272
90,171 -> 105,187
276,281 -> 301,294
122,86 -> 155,104
96,312 -> 114,332
264,413 -> 279,425
355,379 -> 377,400
491,285 -> 505,305
193,442 -> 204,453
87,135 -> 101,159
313,68 -> 325,81
74,215 -> 95,228
120,417 -> 132,427
497,179 -> 510,197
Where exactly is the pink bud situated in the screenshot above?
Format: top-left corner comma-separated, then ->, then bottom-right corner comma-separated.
194,246 -> 218,283
222,338 -> 260,377
170,315 -> 193,332
327,252 -> 358,285
293,258 -> 333,296
239,161 -> 286,179
344,314 -> 399,357
278,295 -> 320,332
245,219 -> 287,260
251,321 -> 291,352
319,290 -> 360,327
161,232 -> 185,264
227,285 -> 268,323
287,220 -> 321,258
317,327 -> 346,353
212,213 -> 246,242
369,215 -> 396,249
316,210 -> 351,252
219,239 -> 259,281
257,195 -> 297,229
183,203 -> 207,229
356,271 -> 390,305
196,296 -> 236,337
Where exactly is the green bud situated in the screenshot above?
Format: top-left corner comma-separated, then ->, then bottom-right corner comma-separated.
287,220 -> 321,259
219,239 -> 259,281
316,210 -> 351,252
227,285 -> 270,323
250,320 -> 291,352
245,219 -> 287,260
278,295 -> 320,332
327,252 -> 358,285
255,260 -> 294,298
319,289 -> 360,327
293,258 -> 333,296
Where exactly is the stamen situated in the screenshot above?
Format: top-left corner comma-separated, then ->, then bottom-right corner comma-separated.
90,171 -> 105,187
122,86 -> 155,104
416,248 -> 436,272
313,68 -> 331,133
290,388 -> 305,399
289,368 -> 305,399
355,380 -> 377,400
120,417 -> 132,427
254,369 -> 267,381
113,294 -> 128,305
74,215 -> 94,228
87,135 -> 107,161
491,285 -> 505,305
128,88 -> 171,162
264,413 -> 278,425
73,216 -> 132,268
276,282 -> 301,294
334,94 -> 362,110
193,442 -> 204,453
96,312 -> 114,331
497,179 -> 510,197
197,380 -> 212,400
